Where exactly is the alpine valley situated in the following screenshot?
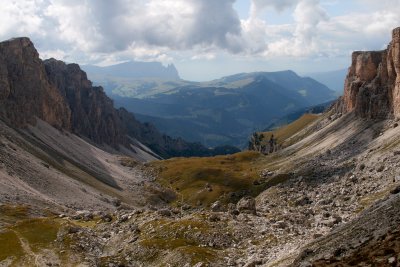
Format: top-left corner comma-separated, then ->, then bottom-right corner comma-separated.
82,64 -> 336,147
0,25 -> 400,267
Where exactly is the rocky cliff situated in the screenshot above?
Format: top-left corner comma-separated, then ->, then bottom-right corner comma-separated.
339,27 -> 400,119
44,58 -> 127,148
0,37 -> 230,158
0,38 -> 71,129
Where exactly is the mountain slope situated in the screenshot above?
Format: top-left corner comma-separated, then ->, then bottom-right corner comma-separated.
306,68 -> 347,93
111,72 -> 336,147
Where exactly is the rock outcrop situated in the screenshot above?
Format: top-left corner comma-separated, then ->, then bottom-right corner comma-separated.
44,58 -> 127,148
0,38 -> 71,129
339,27 -> 400,119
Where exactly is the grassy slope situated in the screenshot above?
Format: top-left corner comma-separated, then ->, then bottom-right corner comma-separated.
150,113 -> 323,208
260,113 -> 320,145
151,151 -> 266,206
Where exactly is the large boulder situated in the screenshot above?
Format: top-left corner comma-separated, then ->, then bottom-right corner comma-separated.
236,196 -> 256,215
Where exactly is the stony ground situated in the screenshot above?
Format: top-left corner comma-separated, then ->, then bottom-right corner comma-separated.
1,114 -> 400,266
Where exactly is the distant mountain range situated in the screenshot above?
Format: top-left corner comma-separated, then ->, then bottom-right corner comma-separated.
306,68 -> 348,94
84,66 -> 337,147
83,61 -> 180,81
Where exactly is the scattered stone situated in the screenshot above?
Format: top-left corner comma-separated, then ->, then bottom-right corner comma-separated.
236,196 -> 256,215
101,213 -> 113,222
182,204 -> 191,211
376,165 -> 384,172
211,201 -> 223,212
390,185 -> 400,194
118,214 -> 129,223
294,195 -> 312,206
111,198 -> 122,207
205,183 -> 213,192
299,262 -> 312,267
68,226 -> 80,234
157,209 -> 172,217
73,210 -> 93,221
275,221 -> 287,229
209,213 -> 220,222
388,257 -> 396,264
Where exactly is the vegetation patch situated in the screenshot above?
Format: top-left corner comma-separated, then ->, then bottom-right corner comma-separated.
151,151 -> 267,206
11,218 -> 61,253
0,204 -> 30,226
260,114 -> 320,146
119,156 -> 140,168
136,217 -> 223,265
0,230 -> 24,262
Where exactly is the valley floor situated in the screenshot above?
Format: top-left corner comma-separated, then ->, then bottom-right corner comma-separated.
1,112 -> 400,266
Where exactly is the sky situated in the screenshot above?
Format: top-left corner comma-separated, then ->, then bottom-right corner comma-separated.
1,0 -> 400,81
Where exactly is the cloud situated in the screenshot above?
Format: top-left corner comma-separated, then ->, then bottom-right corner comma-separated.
0,0 -> 400,68
250,0 -> 298,15
42,0 -> 242,54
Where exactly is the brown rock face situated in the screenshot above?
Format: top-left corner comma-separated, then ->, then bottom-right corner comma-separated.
340,27 -> 400,119
44,59 -> 127,148
0,38 -> 71,129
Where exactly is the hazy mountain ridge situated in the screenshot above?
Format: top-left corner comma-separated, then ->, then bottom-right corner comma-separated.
83,61 -> 180,80
306,68 -> 347,93
101,71 -> 336,147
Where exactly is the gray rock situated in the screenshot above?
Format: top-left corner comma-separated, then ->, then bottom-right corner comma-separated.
101,213 -> 113,222
390,185 -> 400,194
157,209 -> 172,217
237,196 -> 256,215
111,198 -> 122,207
388,257 -> 396,264
294,195 -> 312,206
210,200 -> 223,212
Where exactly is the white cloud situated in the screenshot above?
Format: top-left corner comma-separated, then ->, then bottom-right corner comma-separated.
250,0 -> 298,15
0,0 -> 400,71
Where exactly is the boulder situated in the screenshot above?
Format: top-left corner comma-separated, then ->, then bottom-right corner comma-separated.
236,196 -> 256,215
157,209 -> 172,217
210,200 -> 223,212
390,185 -> 400,194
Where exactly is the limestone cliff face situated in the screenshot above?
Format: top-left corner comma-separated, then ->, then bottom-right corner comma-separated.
340,27 -> 400,119
0,38 -> 71,129
44,59 -> 127,148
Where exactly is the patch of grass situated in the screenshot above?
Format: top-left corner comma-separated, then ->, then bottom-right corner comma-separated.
176,245 -> 217,264
137,217 -> 220,265
0,204 -> 30,226
151,151 -> 267,206
12,218 -> 61,253
141,218 -> 211,241
119,156 -> 140,168
260,114 -> 320,146
357,187 -> 392,213
0,230 -> 24,261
